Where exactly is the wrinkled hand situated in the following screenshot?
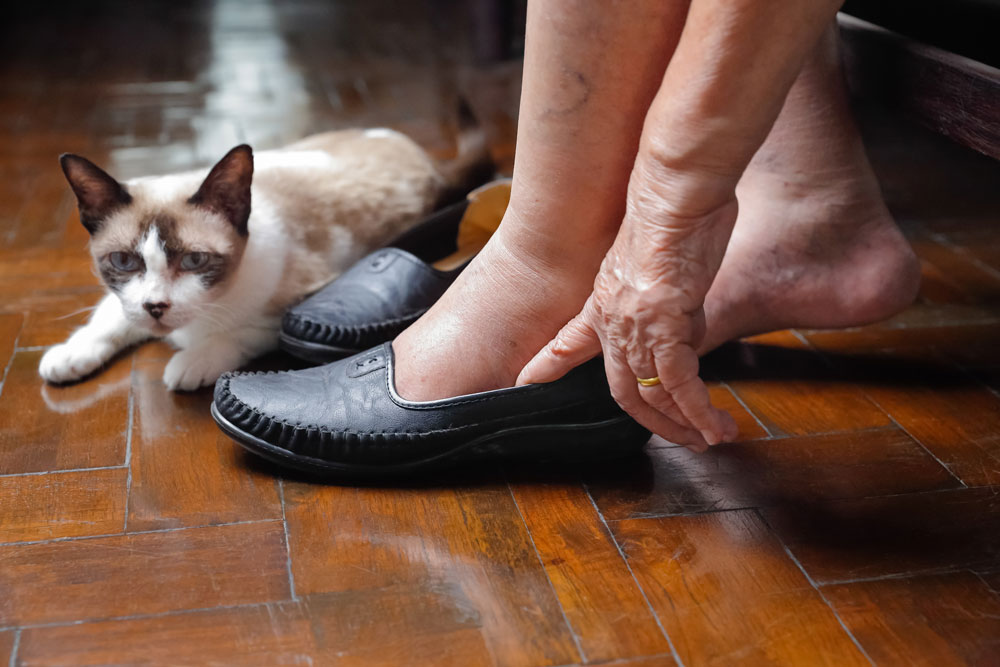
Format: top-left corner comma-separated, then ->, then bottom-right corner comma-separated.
517,163 -> 740,451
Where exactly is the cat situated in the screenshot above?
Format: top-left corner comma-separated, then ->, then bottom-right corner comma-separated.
39,115 -> 490,390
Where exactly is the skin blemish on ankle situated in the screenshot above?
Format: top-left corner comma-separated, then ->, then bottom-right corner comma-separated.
542,68 -> 591,118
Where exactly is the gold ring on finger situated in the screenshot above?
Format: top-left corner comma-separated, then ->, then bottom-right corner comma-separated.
636,375 -> 661,387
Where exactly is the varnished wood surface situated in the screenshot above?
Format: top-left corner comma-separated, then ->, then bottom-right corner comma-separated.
824,572 -> 1000,665
127,357 -> 284,531
1,1 -> 999,665
510,479 -> 675,661
613,511 -> 871,666
0,522 -> 291,626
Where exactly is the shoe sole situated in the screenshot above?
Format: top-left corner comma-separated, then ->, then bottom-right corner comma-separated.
277,331 -> 360,364
211,402 -> 650,478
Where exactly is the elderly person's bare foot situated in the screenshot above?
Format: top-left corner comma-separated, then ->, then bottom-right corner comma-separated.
391,217 -> 608,400
698,161 -> 919,354
697,27 -> 919,353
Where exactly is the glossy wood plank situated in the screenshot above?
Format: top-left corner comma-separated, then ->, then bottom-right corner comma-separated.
0,631 -> 14,666
917,255 -> 975,304
282,481 -> 580,667
300,587 -> 494,666
18,603 -> 314,667
910,239 -> 1000,304
707,383 -> 769,441
509,480 -> 673,662
613,510 -> 868,666
16,292 -> 102,348
860,361 -> 1000,487
60,204 -> 91,247
7,174 -> 74,251
19,592 -> 499,667
589,428 -> 959,520
131,339 -> 178,363
0,247 -> 101,312
728,378 -> 893,436
913,212 -> 1000,245
0,521 -> 290,626
0,468 -> 127,544
126,358 -> 282,531
713,344 -> 892,437
565,657 -> 678,667
803,304 -> 1000,352
0,313 -> 22,373
803,322 -> 1000,356
739,330 -> 809,348
0,350 -> 130,475
824,572 -> 1000,666
964,241 -> 1000,271
762,487 -> 1000,584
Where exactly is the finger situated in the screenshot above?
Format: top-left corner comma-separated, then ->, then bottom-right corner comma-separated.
625,349 -> 697,431
516,301 -> 602,386
603,350 -> 708,452
657,357 -> 737,445
638,385 -> 698,437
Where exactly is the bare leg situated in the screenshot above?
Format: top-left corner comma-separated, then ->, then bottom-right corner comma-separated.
393,1 -> 693,406
699,24 -> 920,352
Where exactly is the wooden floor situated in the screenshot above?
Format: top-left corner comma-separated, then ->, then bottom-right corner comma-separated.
2,1 -> 1000,665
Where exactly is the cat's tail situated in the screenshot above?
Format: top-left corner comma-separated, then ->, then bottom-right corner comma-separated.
436,97 -> 495,206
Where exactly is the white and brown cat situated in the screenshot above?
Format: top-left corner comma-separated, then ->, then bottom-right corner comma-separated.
40,121 -> 489,390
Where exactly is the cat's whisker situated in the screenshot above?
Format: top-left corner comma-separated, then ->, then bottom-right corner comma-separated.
190,307 -> 229,331
192,306 -> 242,333
53,305 -> 99,320
198,300 -> 238,313
199,302 -> 241,318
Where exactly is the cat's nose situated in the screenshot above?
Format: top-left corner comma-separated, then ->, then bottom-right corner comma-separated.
143,301 -> 170,319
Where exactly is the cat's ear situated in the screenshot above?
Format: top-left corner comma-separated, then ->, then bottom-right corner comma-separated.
59,154 -> 132,234
188,144 -> 253,236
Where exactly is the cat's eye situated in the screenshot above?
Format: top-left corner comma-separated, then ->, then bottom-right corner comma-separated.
180,252 -> 210,271
108,251 -> 140,272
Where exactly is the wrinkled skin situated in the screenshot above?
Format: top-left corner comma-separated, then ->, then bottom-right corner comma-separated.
518,155 -> 740,449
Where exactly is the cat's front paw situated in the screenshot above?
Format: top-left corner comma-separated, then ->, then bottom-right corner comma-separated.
39,339 -> 115,384
163,343 -> 245,391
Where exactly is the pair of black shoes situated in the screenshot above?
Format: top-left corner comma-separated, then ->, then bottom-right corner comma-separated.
211,182 -> 650,478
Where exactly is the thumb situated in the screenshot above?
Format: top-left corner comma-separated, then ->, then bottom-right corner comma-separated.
516,304 -> 602,386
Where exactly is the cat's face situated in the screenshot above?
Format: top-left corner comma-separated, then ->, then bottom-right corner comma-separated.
61,145 -> 254,334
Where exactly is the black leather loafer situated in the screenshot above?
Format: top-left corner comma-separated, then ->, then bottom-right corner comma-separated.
280,180 -> 511,363
212,343 -> 650,477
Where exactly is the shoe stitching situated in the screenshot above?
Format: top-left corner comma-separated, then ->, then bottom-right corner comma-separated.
218,377 -> 598,439
283,310 -> 426,345
237,434 -> 456,472
235,416 -> 643,473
